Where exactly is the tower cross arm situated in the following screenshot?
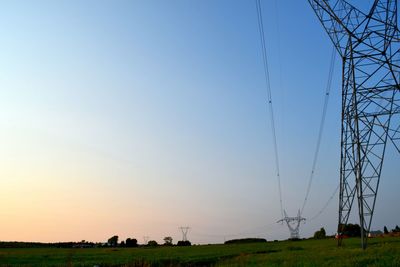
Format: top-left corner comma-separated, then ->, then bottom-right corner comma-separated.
308,0 -> 366,56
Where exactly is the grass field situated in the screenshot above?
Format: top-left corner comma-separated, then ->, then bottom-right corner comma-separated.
0,237 -> 399,266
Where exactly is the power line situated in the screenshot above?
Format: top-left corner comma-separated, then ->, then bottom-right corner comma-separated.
300,46 -> 336,216
255,0 -> 284,218
309,184 -> 339,221
191,221 -> 287,240
273,0 -> 285,110
255,1 -> 337,235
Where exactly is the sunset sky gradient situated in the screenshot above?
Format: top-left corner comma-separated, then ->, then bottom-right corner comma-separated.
0,0 -> 398,244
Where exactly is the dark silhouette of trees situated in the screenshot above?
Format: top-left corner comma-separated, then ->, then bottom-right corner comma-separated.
177,240 -> 191,246
339,224 -> 361,237
384,226 -> 389,234
224,238 -> 267,244
313,227 -> 326,239
107,235 -> 119,247
392,225 -> 400,233
125,238 -> 138,247
163,236 -> 173,246
147,240 -> 158,247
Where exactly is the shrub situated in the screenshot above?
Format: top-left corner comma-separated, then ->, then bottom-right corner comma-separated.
314,227 -> 327,239
224,238 -> 267,245
147,240 -> 158,247
176,240 -> 191,246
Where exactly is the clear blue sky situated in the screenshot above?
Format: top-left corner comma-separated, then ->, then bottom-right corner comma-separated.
0,0 -> 398,243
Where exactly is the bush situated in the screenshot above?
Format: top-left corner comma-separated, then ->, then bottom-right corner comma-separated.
384,226 -> 389,234
224,238 -> 267,245
339,224 -> 361,237
107,236 -> 119,247
163,236 -> 173,246
176,240 -> 191,246
125,238 -> 138,247
314,227 -> 326,239
147,240 -> 158,247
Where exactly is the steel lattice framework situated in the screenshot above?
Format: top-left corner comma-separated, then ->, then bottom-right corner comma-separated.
308,0 -> 400,249
277,210 -> 306,239
179,227 -> 190,242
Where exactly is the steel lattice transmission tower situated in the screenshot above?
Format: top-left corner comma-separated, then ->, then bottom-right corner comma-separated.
308,0 -> 400,249
277,210 -> 306,239
179,226 -> 190,242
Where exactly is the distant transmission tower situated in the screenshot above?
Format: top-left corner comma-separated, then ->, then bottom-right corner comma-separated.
143,236 -> 149,245
277,210 -> 306,239
308,0 -> 400,249
179,226 -> 190,241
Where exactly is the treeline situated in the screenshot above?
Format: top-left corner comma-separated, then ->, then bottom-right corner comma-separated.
0,241 -> 96,249
339,224 -> 400,237
384,225 -> 400,234
106,235 -> 192,247
313,224 -> 400,239
0,237 -> 193,249
338,224 -> 362,237
224,238 -> 267,244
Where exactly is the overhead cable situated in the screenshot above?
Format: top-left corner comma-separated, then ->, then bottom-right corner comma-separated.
255,0 -> 284,218
300,46 -> 336,216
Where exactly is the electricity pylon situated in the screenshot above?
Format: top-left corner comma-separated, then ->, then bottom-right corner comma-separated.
179,226 -> 190,241
277,210 -> 306,239
308,0 -> 400,249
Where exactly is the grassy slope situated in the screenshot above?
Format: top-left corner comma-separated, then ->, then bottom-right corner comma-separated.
0,237 -> 399,266
218,237 -> 400,267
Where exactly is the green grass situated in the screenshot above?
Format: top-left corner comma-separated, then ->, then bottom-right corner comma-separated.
0,237 -> 399,266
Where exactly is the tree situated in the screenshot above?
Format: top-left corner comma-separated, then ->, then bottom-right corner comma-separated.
313,227 -> 326,239
125,238 -> 138,247
176,240 -> 191,246
107,235 -> 119,247
339,224 -> 361,237
163,236 -> 173,246
224,238 -> 267,244
147,240 -> 158,247
384,226 -> 389,234
393,225 -> 400,233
